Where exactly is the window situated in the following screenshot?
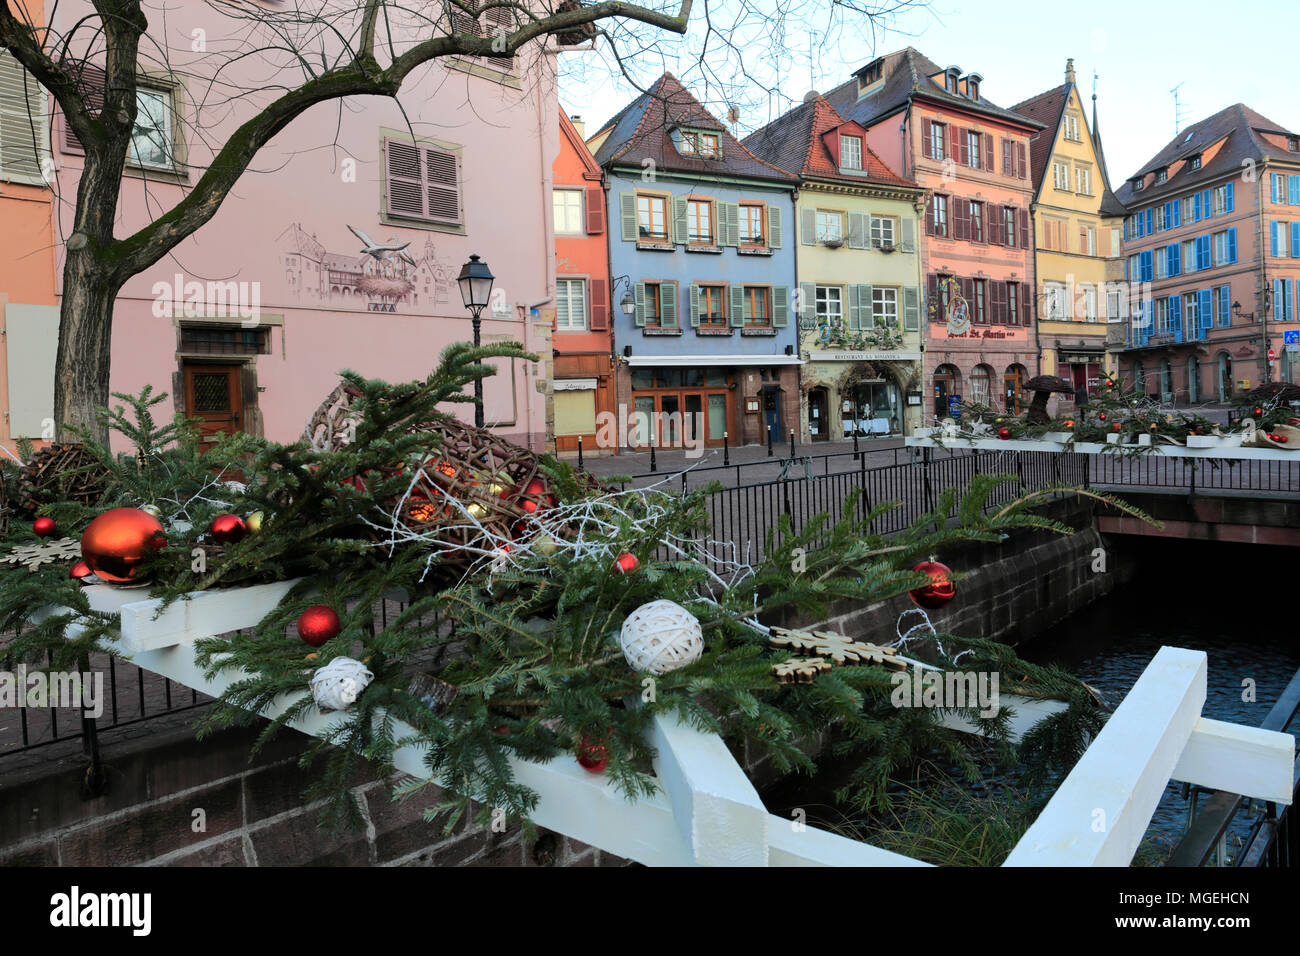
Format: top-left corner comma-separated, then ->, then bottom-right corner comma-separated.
929,122 -> 946,160
129,86 -> 175,169
687,198 -> 714,244
1003,207 -> 1016,246
1214,229 -> 1237,265
1080,224 -> 1096,256
1190,155 -> 1202,170
840,134 -> 863,170
641,282 -> 665,327
1007,282 -> 1020,325
1044,283 -> 1066,320
1076,166 -> 1091,195
744,286 -> 771,327
1154,248 -> 1168,280
945,73 -> 958,93
1134,178 -> 1145,191
697,284 -> 727,327
555,278 -> 587,330
637,194 -> 668,239
1042,218 -> 1065,251
931,195 -> 949,237
179,326 -> 270,355
450,7 -> 516,71
816,209 -> 844,242
1156,169 -> 1168,184
816,286 -> 843,330
678,130 -> 720,158
972,280 -> 987,324
553,189 -> 583,235
386,139 -> 461,225
873,287 -> 898,327
870,215 -> 897,248
1081,285 -> 1097,322
967,130 -> 981,169
739,202 -> 765,245
968,79 -> 979,101
1053,162 -> 1069,190
969,201 -> 984,242
0,50 -> 48,183
1212,183 -> 1231,215
969,365 -> 992,405
1064,114 -> 1081,141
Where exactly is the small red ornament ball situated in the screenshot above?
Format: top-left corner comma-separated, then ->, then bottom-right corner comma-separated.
81,507 -> 166,583
1064,420 -> 1075,429
210,513 -> 247,544
297,605 -> 341,647
613,552 -> 639,575
1254,406 -> 1264,417
32,516 -> 56,537
997,426 -> 1011,440
576,735 -> 609,773
69,560 -> 93,580
909,560 -> 955,610
1112,422 -> 1123,433
1098,412 -> 1107,421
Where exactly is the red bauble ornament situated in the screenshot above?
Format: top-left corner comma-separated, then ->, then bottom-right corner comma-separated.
1097,412 -> 1107,421
80,508 -> 166,583
576,734 -> 609,773
613,552 -> 638,575
1064,420 -> 1075,429
297,605 -> 341,646
909,560 -> 956,610
32,516 -> 56,537
1112,422 -> 1123,432
69,560 -> 93,580
209,513 -> 248,544
1254,407 -> 1264,417
997,427 -> 1011,440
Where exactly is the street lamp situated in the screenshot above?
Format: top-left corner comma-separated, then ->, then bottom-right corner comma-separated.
457,254 -> 495,427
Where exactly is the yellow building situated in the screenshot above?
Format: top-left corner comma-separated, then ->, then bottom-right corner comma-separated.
1012,60 -> 1127,399
745,96 -> 926,442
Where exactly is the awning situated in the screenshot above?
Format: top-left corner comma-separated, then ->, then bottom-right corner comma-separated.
626,354 -> 805,367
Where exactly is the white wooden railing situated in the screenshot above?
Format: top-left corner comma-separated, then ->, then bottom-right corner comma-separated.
42,581 -> 1296,866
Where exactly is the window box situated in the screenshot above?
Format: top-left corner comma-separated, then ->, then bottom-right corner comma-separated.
636,241 -> 675,252
685,245 -> 723,254
696,328 -> 734,336
820,239 -> 844,249
737,246 -> 773,256
642,327 -> 682,336
740,328 -> 777,337
876,242 -> 896,254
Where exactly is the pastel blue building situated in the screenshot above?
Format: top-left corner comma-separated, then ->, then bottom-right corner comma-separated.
589,74 -> 799,447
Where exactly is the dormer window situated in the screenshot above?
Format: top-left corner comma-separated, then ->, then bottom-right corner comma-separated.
945,68 -> 960,93
840,134 -> 863,170
1290,136 -> 1299,151
1189,155 -> 1202,170
677,129 -> 720,158
967,79 -> 979,101
1134,178 -> 1145,192
1155,168 -> 1167,183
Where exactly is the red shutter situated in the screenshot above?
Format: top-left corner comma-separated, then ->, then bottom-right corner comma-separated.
989,205 -> 1003,245
927,273 -> 938,316
1001,139 -> 1011,176
61,62 -> 106,154
984,133 -> 994,171
954,198 -> 970,241
957,128 -> 969,166
926,196 -> 937,236
921,119 -> 933,159
589,278 -> 608,330
1017,142 -> 1027,179
585,185 -> 605,234
960,278 -> 974,312
1022,282 -> 1033,324
1019,208 -> 1030,249
991,281 -> 1006,324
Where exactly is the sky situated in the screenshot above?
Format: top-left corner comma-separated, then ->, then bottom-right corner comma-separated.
559,0 -> 1295,186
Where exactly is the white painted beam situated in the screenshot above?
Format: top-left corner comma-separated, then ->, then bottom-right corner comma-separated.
1171,717 -> 1295,804
768,818 -> 932,866
116,578 -> 304,652
649,709 -> 769,866
906,435 -> 1294,461
1004,646 -> 1208,867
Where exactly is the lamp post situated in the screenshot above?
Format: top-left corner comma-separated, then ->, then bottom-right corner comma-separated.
457,254 -> 495,428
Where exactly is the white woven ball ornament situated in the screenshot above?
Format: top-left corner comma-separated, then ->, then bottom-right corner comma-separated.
310,656 -> 374,711
619,600 -> 704,675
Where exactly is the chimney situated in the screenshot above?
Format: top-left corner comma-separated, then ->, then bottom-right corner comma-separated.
1065,58 -> 1076,86
569,114 -> 585,138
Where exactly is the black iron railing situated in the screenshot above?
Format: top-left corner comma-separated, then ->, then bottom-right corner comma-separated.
1167,664 -> 1300,867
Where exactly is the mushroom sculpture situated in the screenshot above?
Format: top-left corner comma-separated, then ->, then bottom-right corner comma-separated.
1022,375 -> 1075,425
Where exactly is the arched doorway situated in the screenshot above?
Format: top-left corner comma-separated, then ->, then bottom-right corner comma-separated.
1004,364 -> 1028,413
1216,352 -> 1232,402
1187,355 -> 1201,403
808,387 -> 829,442
1160,360 -> 1173,403
968,364 -> 994,408
933,364 -> 961,420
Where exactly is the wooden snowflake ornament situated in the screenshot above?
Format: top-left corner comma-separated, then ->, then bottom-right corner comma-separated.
768,627 -> 907,669
772,656 -> 832,684
1,537 -> 82,572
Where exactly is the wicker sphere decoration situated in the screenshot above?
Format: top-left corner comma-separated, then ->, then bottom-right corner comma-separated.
619,600 -> 704,675
18,442 -> 109,514
80,507 -> 166,583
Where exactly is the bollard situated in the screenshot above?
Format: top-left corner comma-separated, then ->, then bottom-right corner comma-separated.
852,428 -> 860,461
723,430 -> 730,467
650,434 -> 657,473
789,429 -> 796,460
577,435 -> 584,472
767,425 -> 774,458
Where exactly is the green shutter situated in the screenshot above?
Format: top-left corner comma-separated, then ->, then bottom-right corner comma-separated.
900,217 -> 916,253
672,196 -> 688,244
799,282 -> 816,326
660,281 -> 677,327
634,281 -> 646,326
861,284 -> 875,329
848,213 -> 868,250
620,193 -> 637,241
847,285 -> 861,330
719,202 -> 738,246
768,205 -> 783,248
689,283 -> 701,326
800,207 -> 816,246
772,286 -> 789,327
903,286 -> 920,331
730,285 -> 745,327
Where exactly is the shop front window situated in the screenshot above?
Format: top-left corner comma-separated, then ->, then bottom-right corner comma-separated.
844,378 -> 900,437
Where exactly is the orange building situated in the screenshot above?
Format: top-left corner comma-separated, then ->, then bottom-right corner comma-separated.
550,110 -> 615,454
1,13 -> 59,457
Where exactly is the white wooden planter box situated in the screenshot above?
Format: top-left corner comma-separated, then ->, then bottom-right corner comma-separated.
36,583 -> 1295,867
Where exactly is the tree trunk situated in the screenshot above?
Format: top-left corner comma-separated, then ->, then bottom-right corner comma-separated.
53,250 -> 120,445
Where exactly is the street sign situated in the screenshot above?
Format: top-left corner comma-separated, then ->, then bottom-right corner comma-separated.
1288,343 -> 1299,353
1268,348 -> 1277,362
1285,330 -> 1300,345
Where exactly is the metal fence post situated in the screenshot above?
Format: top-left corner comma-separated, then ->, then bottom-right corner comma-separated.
79,652 -> 106,797
577,435 -> 584,472
789,429 -> 796,460
922,446 -> 934,513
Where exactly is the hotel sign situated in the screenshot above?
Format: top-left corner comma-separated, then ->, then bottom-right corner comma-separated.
806,349 -> 922,362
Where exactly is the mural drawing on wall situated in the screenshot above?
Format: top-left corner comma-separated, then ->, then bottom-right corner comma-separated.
277,222 -> 459,314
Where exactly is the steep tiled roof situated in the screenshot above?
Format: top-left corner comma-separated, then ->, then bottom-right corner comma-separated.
742,95 -> 915,189
822,47 -> 1045,134
590,73 -> 797,184
1115,103 -> 1298,206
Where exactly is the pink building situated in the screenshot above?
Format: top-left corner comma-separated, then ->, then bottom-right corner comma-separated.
40,5 -> 562,449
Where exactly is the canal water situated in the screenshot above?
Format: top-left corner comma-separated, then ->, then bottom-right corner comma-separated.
1018,538 -> 1300,860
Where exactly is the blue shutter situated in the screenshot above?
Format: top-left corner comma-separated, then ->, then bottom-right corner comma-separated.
1227,228 -> 1237,263
1277,279 -> 1287,321
1202,189 -> 1211,217
1226,181 -> 1234,212
1173,200 -> 1182,227
1193,192 -> 1201,221
1123,220 -> 1128,241
1271,175 -> 1279,204
1271,221 -> 1280,257
1290,175 -> 1300,205
1198,289 -> 1212,338
1140,249 -> 1152,282
1145,208 -> 1154,234
1170,243 -> 1181,276
1292,222 -> 1300,257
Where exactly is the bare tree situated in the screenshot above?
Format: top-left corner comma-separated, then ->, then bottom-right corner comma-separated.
0,0 -> 921,441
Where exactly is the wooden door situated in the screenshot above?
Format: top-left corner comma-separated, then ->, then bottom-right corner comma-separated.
184,364 -> 242,449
